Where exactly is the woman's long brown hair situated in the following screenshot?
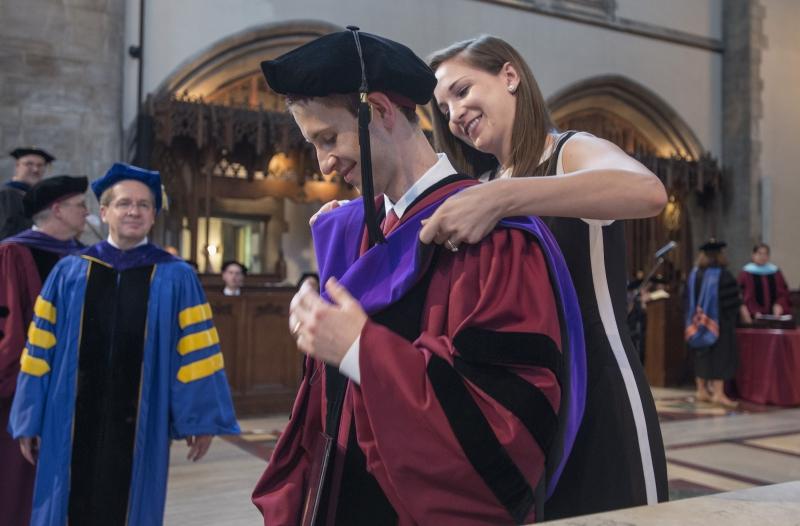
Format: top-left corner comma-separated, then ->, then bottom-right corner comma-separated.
695,250 -> 729,269
428,35 -> 553,178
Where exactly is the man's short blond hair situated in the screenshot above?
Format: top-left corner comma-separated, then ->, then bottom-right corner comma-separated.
99,182 -> 155,208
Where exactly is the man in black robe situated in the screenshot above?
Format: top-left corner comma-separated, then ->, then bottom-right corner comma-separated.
0,147 -> 55,240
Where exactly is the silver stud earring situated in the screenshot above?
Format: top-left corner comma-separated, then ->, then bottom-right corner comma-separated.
508,84 -> 517,93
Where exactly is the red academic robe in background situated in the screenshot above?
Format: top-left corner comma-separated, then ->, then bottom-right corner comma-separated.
0,244 -> 43,526
738,268 -> 791,316
253,182 -> 567,525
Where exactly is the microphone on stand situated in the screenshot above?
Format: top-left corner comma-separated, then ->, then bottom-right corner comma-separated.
654,240 -> 677,260
639,241 -> 678,292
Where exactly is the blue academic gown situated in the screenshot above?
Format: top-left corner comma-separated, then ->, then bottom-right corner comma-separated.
9,242 -> 240,525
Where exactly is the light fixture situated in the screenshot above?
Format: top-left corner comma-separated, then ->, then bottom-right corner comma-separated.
268,152 -> 297,178
662,195 -> 681,231
206,244 -> 218,256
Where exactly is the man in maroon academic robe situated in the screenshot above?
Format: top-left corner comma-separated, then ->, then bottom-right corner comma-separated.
738,242 -> 791,323
0,175 -> 87,526
251,29 -> 585,525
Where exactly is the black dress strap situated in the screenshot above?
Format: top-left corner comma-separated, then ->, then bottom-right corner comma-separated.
543,131 -> 578,177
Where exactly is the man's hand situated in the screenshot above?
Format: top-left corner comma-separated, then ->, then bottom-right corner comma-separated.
19,436 -> 39,465
740,305 -> 753,325
289,278 -> 367,367
185,435 -> 213,462
773,304 -> 784,316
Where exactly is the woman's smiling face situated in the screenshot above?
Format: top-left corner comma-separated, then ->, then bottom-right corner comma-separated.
433,57 -> 518,164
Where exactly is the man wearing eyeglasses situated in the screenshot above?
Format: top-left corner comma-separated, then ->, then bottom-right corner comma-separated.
0,147 -> 56,240
0,175 -> 87,526
8,163 -> 240,526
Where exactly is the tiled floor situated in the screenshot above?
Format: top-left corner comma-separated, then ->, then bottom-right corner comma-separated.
651,387 -> 800,502
162,388 -> 800,525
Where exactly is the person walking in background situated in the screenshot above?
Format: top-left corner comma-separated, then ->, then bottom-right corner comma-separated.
737,242 -> 791,324
9,163 -> 239,526
421,35 -> 668,518
0,175 -> 88,526
685,239 -> 741,408
221,260 -> 247,296
0,147 -> 55,240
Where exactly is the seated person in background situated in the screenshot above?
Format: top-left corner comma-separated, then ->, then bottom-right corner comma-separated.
645,274 -> 671,303
626,277 -> 646,363
738,243 -> 791,324
626,274 -> 670,364
222,260 -> 247,296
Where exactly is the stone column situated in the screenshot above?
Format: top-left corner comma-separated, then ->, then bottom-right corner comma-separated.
721,0 -> 766,268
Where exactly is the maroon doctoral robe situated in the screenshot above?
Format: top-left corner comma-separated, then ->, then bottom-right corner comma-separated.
253,181 -> 565,525
738,268 -> 791,316
0,244 -> 44,526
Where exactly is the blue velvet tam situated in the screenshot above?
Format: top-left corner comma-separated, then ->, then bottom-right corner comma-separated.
91,163 -> 163,211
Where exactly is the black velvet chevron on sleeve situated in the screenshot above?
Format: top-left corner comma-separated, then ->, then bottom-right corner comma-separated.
0,305 -> 8,340
423,327 -> 564,523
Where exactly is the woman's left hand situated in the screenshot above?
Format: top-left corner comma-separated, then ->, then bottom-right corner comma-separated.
419,181 -> 505,248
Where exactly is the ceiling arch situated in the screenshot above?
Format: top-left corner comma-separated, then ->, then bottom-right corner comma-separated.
548,75 -> 704,159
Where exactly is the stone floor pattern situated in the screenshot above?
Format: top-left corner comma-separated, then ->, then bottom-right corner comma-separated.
162,387 -> 800,525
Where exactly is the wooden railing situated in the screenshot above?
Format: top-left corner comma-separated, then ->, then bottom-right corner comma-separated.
207,288 -> 301,415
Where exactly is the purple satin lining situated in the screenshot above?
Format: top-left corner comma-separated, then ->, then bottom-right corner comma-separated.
312,189 -> 586,497
80,241 -> 179,271
1,229 -> 83,256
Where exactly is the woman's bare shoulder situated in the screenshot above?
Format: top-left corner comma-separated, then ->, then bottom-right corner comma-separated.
561,131 -> 643,172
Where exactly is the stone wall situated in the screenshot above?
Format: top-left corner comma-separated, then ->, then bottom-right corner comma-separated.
0,0 -> 125,188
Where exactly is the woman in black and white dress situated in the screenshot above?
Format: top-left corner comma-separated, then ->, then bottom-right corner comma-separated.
423,35 -> 669,519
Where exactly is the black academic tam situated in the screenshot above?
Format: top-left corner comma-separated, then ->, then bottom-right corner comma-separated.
23,175 -> 88,218
262,28 -> 436,246
10,147 -> 55,163
260,29 -> 436,105
699,238 -> 727,252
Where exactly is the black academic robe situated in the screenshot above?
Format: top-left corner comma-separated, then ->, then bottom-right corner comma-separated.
0,185 -> 31,240
692,267 -> 741,380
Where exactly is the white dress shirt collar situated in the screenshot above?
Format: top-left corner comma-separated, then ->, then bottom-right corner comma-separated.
107,236 -> 148,249
383,153 -> 457,219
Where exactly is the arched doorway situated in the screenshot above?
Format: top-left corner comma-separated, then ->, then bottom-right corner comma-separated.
145,21 -> 355,275
548,75 -> 720,285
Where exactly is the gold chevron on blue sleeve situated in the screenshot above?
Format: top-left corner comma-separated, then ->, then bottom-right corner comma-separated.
27,324 -> 56,350
177,352 -> 225,383
177,327 -> 219,356
20,347 -> 51,376
178,302 -> 213,329
33,296 -> 56,324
